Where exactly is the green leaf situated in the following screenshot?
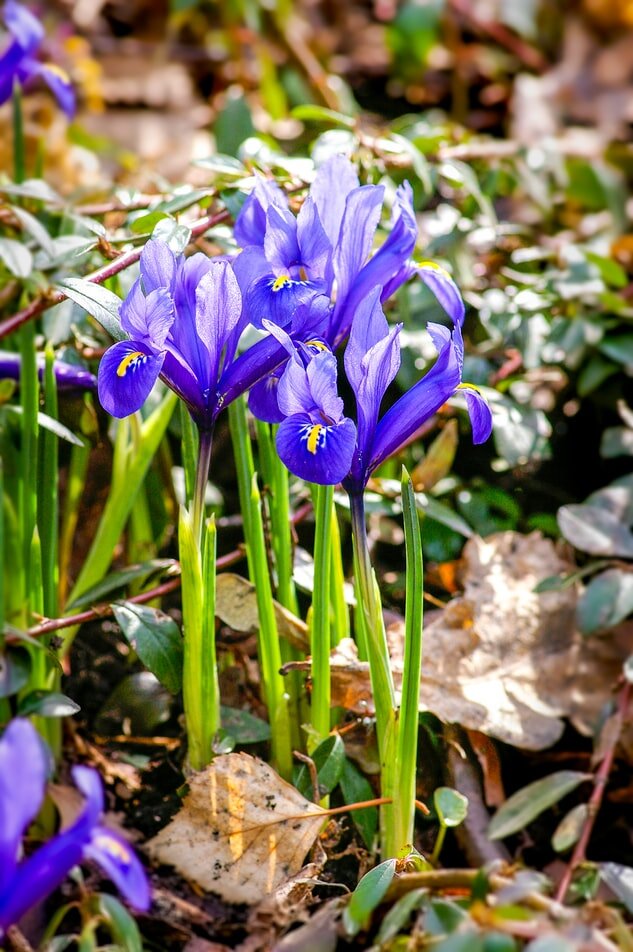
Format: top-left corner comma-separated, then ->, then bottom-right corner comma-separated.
97,894 -> 143,952
339,757 -> 378,849
524,938 -> 577,952
66,559 -> 177,611
577,569 -> 633,634
151,218 -> 191,252
296,733 -> 346,799
0,178 -> 62,201
95,671 -> 172,735
129,210 -> 171,235
343,858 -> 397,937
0,647 -> 31,697
375,888 -> 427,944
415,493 -> 474,537
599,333 -> 633,369
18,690 -> 80,717
57,278 -> 126,341
434,787 -> 469,828
193,154 -> 246,176
4,406 -> 85,447
488,771 -> 591,840
558,504 -> 633,558
113,602 -> 183,694
10,205 -> 55,255
577,354 -> 618,397
0,237 -> 33,278
291,105 -> 356,127
601,426 -> 633,458
600,862 -> 633,913
435,935 -> 484,952
551,803 -> 588,853
220,705 -> 271,744
483,934 -> 518,952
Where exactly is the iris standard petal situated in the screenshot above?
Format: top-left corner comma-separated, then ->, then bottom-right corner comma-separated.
332,185 -> 384,313
305,350 -> 345,423
277,353 -> 315,417
120,283 -> 175,346
264,205 -> 301,274
248,372 -> 285,423
84,827 -> 151,912
296,195 -> 331,279
0,720 -> 48,892
98,340 -> 165,418
309,155 -> 360,249
195,260 -> 243,385
3,0 -> 43,54
369,322 -> 462,476
461,386 -> 493,444
277,413 -> 357,486
139,239 -> 177,295
234,177 -> 288,248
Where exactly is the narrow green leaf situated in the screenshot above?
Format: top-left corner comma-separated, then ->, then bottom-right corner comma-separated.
291,105 -> 356,127
97,893 -> 143,952
489,771 -> 591,840
0,647 -> 31,697
66,559 -> 176,611
343,859 -> 397,937
0,237 -> 33,277
113,601 -> 183,694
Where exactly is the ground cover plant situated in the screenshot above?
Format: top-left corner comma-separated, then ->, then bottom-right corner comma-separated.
0,0 -> 633,949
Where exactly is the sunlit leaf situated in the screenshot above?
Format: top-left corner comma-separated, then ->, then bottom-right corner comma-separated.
343,859 -> 397,937
489,771 -> 590,840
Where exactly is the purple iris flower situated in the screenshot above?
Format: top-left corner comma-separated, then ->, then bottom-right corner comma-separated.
0,352 -> 96,390
234,156 -> 464,344
0,1 -> 75,116
264,287 -> 492,489
0,718 -> 150,936
97,240 -> 261,429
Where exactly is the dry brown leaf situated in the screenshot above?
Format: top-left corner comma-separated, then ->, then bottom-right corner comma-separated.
216,574 -> 309,651
147,753 -> 325,904
331,532 -> 628,751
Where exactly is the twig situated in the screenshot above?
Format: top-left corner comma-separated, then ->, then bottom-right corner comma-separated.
446,0 -> 548,73
5,928 -> 35,952
555,679 -> 632,903
0,209 -> 229,340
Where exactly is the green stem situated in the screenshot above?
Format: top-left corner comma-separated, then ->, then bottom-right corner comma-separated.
228,397 -> 255,575
349,490 -> 398,857
192,427 -> 214,546
39,348 -> 59,619
310,483 -> 333,747
19,321 -> 39,621
329,498 -> 349,645
393,469 -> 424,854
12,83 -> 25,184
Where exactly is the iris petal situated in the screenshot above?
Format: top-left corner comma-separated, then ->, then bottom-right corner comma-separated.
27,60 -> 75,117
98,341 -> 165,418
277,413 -> 357,486
3,0 -> 43,54
0,720 -> 48,892
418,262 -> 465,326
248,373 -> 284,423
85,827 -> 151,912
461,386 -> 493,444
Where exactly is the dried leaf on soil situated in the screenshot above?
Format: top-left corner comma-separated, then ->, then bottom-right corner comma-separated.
147,752 -> 325,904
216,573 -> 309,651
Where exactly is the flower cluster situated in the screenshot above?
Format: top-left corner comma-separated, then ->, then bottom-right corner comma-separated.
0,719 -> 150,936
0,1 -> 75,116
98,155 -> 491,484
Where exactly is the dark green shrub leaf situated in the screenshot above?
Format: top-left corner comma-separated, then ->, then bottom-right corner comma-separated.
339,757 -> 378,849
113,602 -> 183,694
577,569 -> 633,634
342,858 -> 397,937
434,787 -> 469,828
220,705 -> 271,744
18,690 -> 80,718
295,733 -> 345,799
0,647 -> 31,697
489,771 -> 591,840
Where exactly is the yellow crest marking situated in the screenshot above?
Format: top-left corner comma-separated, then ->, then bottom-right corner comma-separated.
92,831 -> 131,864
306,340 -> 329,352
418,260 -> 451,280
117,351 -> 145,377
44,62 -> 71,83
272,274 -> 292,292
306,424 -> 323,455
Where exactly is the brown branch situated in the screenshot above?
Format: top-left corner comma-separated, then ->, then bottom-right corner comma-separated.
446,0 -> 548,73
555,679 -> 632,903
0,210 -> 229,340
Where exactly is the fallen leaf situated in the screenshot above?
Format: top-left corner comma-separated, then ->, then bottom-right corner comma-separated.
147,752 -> 325,904
330,532 -> 629,750
216,574 -> 309,651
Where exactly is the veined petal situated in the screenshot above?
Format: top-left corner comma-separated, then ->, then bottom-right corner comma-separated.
296,195 -> 331,279
306,349 -> 345,423
195,260 -> 243,384
139,239 -> 177,294
461,385 -> 493,444
98,340 -> 164,418
264,205 -> 300,274
0,720 -> 48,893
418,262 -> 465,326
333,185 -> 384,310
84,826 -> 150,912
120,282 -> 174,346
277,353 -> 314,417
246,273 -> 322,330
277,413 -> 356,485
310,155 -> 360,248
369,322 -> 462,475
3,0 -> 43,53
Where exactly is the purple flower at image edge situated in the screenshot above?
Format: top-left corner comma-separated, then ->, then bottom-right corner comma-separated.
0,718 -> 150,937
266,286 -> 492,489
0,352 -> 96,391
0,0 -> 75,116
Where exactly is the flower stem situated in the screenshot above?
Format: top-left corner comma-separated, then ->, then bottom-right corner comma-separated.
310,483 -> 333,747
12,83 -> 25,184
349,490 -> 398,857
192,426 -> 214,546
